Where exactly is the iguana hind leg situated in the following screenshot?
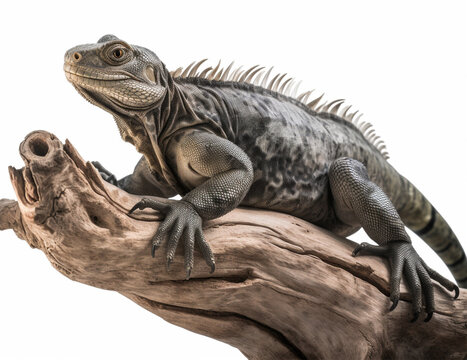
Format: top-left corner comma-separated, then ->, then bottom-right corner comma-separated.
328,157 -> 458,322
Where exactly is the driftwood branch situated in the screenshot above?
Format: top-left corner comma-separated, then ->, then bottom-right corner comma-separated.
1,130 -> 465,360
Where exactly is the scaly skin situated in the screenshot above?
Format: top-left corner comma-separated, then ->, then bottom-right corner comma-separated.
64,34 -> 465,322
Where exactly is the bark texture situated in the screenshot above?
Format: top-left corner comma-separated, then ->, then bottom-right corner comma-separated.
1,130 -> 465,360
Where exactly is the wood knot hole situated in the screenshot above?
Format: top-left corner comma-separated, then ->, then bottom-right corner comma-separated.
29,138 -> 49,157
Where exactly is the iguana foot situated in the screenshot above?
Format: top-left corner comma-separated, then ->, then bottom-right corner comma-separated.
353,241 -> 459,322
129,198 -> 215,279
92,161 -> 118,186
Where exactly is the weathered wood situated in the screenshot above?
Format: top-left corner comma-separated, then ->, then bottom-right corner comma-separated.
1,130 -> 466,360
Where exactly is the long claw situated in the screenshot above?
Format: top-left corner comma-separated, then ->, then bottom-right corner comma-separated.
195,228 -> 216,272
389,299 -> 399,312
186,268 -> 192,280
352,242 -> 387,257
424,312 -> 433,322
129,198 -> 168,214
352,243 -> 366,257
128,203 -> 141,214
421,258 -> 459,298
166,257 -> 173,271
410,312 -> 420,323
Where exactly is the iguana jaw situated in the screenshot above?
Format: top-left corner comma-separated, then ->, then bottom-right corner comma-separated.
64,62 -> 166,110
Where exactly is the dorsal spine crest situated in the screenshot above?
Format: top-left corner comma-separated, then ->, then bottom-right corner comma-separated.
170,60 -> 390,160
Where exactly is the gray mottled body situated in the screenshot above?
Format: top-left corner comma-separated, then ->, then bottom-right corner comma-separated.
169,79 -> 397,233
65,35 -> 465,323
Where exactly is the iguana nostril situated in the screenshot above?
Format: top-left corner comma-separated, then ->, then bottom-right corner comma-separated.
73,52 -> 82,62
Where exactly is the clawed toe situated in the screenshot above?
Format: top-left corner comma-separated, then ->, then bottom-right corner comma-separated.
352,242 -> 368,256
352,242 -> 387,257
129,200 -> 146,214
424,312 -> 433,322
410,311 -> 420,323
389,298 -> 399,312
185,268 -> 192,280
129,198 -> 168,215
166,256 -> 173,271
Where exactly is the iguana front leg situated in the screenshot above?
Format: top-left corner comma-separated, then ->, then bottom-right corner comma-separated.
130,130 -> 254,278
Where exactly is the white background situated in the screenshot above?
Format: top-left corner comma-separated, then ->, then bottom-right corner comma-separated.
0,1 -> 465,359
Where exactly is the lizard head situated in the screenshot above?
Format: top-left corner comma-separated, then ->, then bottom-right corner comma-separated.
64,35 -> 167,116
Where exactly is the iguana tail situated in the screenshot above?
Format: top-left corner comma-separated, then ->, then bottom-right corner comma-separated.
396,175 -> 467,288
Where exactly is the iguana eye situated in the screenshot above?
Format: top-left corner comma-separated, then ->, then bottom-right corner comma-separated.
103,42 -> 133,65
113,48 -> 124,59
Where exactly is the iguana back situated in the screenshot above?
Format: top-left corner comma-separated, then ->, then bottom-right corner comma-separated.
170,77 -> 393,231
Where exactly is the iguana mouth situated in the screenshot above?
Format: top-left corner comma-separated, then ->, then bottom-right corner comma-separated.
64,63 -> 131,82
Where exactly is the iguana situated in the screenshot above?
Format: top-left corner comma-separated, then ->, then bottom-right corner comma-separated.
64,34 -> 466,322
